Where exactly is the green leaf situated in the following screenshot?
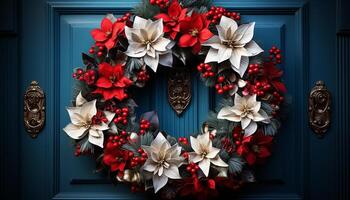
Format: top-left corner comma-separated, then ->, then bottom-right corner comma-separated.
132,0 -> 160,19
82,53 -> 98,69
122,143 -> 139,155
228,157 -> 245,175
141,132 -> 154,146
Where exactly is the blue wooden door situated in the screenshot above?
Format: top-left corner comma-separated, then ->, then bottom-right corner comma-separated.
17,0 -> 346,200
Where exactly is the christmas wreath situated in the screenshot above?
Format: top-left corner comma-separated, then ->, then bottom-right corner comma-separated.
63,0 -> 286,199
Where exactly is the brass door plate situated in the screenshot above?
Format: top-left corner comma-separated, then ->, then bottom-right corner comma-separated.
24,81 -> 45,138
168,70 -> 192,116
308,81 -> 331,137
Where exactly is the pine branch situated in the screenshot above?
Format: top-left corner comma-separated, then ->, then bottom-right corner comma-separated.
132,0 -> 160,19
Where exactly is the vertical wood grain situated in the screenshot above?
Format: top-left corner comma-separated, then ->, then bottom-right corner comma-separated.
336,35 -> 350,200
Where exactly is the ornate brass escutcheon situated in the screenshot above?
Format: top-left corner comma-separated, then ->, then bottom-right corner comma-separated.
308,81 -> 331,137
24,81 -> 45,138
168,70 -> 192,115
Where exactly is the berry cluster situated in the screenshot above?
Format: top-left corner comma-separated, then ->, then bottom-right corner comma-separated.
74,144 -> 92,156
269,46 -> 282,64
182,152 -> 189,159
272,91 -> 284,106
89,45 -> 106,58
215,76 -> 235,95
178,137 -> 189,145
116,12 -> 131,23
113,107 -> 129,125
232,126 -> 243,146
137,69 -> 150,82
130,148 -> 148,167
252,80 -> 271,97
73,68 -> 96,85
139,119 -> 151,135
92,111 -> 109,125
221,138 -> 234,154
206,6 -> 241,24
186,163 -> 200,176
247,64 -> 261,75
107,130 -> 128,148
149,0 -> 169,8
197,63 -> 215,78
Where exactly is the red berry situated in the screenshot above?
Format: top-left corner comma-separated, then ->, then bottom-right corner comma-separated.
217,76 -> 225,83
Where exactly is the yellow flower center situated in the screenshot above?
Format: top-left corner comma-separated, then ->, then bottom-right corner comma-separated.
190,29 -> 199,36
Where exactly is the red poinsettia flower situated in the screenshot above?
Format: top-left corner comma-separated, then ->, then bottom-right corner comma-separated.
103,141 -> 130,172
91,17 -> 125,50
93,62 -> 132,101
178,13 -> 214,54
237,132 -> 273,165
263,62 -> 287,93
154,0 -> 187,40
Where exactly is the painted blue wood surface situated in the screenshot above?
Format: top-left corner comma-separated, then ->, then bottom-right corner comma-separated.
14,0 -> 349,200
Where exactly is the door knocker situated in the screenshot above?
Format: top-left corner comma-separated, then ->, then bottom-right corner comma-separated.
168,69 -> 192,116
24,81 -> 45,138
308,81 -> 331,137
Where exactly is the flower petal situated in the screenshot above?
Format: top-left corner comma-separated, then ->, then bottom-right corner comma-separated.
88,130 -> 104,148
63,123 -> 88,139
236,56 -> 249,77
219,16 -> 238,33
91,29 -> 107,41
164,165 -> 181,179
189,152 -> 203,163
144,54 -> 160,72
153,175 -> 168,193
230,49 -> 242,70
202,36 -> 223,49
178,34 -> 197,47
234,22 -> 255,45
244,121 -> 257,137
66,107 -> 82,125
104,111 -> 115,123
80,99 -> 97,121
190,136 -> 201,154
245,40 -> 263,56
206,147 -> 220,159
217,47 -> 232,63
143,159 -> 157,172
151,132 -> 169,151
159,52 -> 173,67
204,48 -> 219,63
101,18 -> 113,32
96,77 -> 113,88
198,28 -> 213,43
76,92 -> 87,106
241,117 -> 252,129
153,37 -> 171,52
210,155 -> 229,167
198,158 -> 211,177
217,106 -> 241,122
133,16 -> 148,29
125,42 -> 147,58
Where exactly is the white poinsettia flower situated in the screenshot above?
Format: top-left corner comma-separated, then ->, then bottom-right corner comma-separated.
63,93 -> 115,148
217,94 -> 269,137
142,132 -> 184,193
189,132 -> 228,177
125,16 -> 173,72
203,16 -> 263,77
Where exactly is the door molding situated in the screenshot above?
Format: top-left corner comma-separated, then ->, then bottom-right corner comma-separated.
47,1 -> 309,199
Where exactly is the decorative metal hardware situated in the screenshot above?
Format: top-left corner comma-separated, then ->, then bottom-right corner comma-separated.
24,81 -> 45,138
308,81 -> 331,137
168,70 -> 192,115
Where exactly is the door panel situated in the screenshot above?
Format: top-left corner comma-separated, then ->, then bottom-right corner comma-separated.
55,3 -> 306,199
18,0 -> 333,200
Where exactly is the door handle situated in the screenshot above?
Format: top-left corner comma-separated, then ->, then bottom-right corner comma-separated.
24,81 -> 45,138
308,81 -> 331,137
